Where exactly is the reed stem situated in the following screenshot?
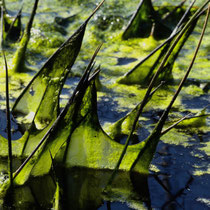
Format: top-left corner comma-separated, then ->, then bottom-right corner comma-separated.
1,6 -> 13,186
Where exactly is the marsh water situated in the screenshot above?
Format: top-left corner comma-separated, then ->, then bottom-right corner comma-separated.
0,0 -> 210,209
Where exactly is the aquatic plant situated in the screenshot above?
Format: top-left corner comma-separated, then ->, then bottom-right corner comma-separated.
118,0 -> 199,86
122,0 -> 186,40
11,0 -> 39,73
0,0 -> 209,209
0,0 -> 22,42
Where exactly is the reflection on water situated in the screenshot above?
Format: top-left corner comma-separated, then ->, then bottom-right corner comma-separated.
55,167 -> 150,209
0,166 -> 150,209
2,160 -> 207,210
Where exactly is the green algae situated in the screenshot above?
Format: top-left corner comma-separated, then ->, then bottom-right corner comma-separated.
0,0 -> 209,209
0,0 -> 209,158
104,84 -> 182,140
65,121 -> 144,171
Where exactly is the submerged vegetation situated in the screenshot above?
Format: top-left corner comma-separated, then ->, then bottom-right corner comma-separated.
0,0 -> 209,209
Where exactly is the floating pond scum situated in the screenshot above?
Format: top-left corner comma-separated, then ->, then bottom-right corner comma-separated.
0,0 -> 210,209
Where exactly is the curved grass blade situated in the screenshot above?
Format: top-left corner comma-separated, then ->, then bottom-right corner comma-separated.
12,0 -> 105,130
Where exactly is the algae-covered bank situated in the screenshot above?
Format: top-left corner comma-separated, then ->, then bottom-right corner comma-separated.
0,0 -> 210,209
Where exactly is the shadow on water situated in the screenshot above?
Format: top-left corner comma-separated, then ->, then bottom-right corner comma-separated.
56,168 -> 150,210
0,110 -> 22,140
149,135 -> 210,210
0,164 -> 151,209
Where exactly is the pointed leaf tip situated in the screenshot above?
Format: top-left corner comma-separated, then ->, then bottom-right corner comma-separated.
86,0 -> 105,22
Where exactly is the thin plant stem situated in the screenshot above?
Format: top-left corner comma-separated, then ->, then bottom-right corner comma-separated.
3,51 -> 13,186
170,0 -> 196,36
0,0 -> 6,12
157,2 -> 210,129
161,104 -> 209,135
161,113 -> 192,135
1,6 -> 13,186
